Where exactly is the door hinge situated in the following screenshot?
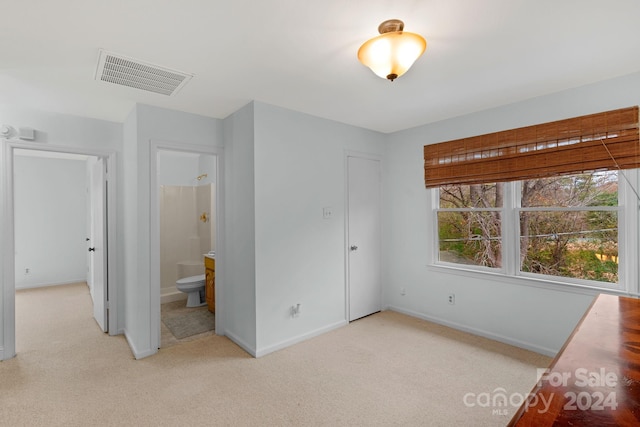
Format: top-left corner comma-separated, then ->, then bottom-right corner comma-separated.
106,300 -> 110,309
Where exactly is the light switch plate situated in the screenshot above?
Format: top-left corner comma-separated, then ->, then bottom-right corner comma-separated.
322,207 -> 333,219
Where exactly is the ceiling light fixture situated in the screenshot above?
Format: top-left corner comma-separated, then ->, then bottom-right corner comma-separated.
357,19 -> 427,81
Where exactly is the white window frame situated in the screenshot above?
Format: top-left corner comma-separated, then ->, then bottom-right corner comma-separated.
427,170 -> 639,296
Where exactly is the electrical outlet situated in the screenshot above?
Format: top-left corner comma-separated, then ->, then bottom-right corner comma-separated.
400,287 -> 406,296
448,293 -> 455,305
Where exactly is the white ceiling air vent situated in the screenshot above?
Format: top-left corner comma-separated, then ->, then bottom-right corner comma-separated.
94,49 -> 193,96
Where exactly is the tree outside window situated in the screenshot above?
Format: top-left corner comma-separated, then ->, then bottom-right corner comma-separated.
437,171 -> 619,284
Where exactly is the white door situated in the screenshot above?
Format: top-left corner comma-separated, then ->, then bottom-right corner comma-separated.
89,157 -> 108,332
347,156 -> 382,321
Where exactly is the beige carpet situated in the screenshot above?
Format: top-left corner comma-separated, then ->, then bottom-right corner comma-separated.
2,283 -> 551,426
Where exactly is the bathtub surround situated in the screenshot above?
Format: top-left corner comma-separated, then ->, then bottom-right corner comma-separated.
159,184 -> 214,303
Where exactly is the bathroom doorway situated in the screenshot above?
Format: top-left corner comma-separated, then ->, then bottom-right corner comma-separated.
149,141 -> 223,350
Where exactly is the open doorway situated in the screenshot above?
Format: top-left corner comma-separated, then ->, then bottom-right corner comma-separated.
2,143 -> 117,359
13,150 -> 92,293
149,141 -> 222,350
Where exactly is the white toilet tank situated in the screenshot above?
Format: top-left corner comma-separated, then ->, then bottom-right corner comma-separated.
177,261 -> 204,279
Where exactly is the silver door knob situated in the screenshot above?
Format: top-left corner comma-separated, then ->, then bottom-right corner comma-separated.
350,245 -> 358,251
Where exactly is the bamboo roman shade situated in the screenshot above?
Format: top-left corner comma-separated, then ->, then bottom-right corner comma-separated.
424,106 -> 640,188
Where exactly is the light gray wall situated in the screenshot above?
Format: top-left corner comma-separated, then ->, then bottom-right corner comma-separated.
14,155 -> 87,289
122,106 -> 140,352
384,71 -> 640,355
0,106 -> 122,149
158,151 -> 200,186
4,71 -> 640,361
156,151 -> 216,187
222,102 -> 257,354
122,104 -> 224,358
252,102 -> 386,356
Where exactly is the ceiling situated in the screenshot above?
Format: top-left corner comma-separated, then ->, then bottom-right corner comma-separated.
2,1 -> 640,134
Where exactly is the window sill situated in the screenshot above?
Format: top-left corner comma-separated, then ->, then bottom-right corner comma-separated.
426,262 -> 631,298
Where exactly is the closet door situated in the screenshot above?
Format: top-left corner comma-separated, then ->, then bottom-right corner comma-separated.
347,155 -> 382,321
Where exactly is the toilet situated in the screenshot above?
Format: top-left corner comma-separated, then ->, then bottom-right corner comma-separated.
176,274 -> 206,307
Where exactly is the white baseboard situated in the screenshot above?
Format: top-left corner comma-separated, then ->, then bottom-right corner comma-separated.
386,305 -> 557,358
124,329 -> 157,360
110,327 -> 125,336
224,330 -> 257,357
15,280 -> 87,291
160,290 -> 187,305
255,319 -> 348,358
0,345 -> 15,361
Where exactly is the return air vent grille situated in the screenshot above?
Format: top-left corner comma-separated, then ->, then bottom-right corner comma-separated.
94,49 -> 193,96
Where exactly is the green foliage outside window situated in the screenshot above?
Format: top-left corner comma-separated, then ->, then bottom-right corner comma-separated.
438,172 -> 619,283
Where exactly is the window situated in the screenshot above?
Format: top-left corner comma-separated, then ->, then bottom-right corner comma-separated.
435,171 -> 626,288
518,172 -> 619,284
425,107 -> 639,291
438,182 -> 503,268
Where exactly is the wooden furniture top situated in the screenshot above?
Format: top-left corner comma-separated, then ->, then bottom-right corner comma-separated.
508,293 -> 640,426
205,255 -> 215,268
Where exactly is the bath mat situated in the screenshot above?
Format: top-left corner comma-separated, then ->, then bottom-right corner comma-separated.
161,301 -> 215,340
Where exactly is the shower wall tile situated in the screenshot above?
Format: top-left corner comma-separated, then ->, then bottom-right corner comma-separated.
197,184 -> 212,254
160,185 -> 214,292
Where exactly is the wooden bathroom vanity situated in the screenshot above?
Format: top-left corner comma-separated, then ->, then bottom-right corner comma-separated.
204,255 -> 215,313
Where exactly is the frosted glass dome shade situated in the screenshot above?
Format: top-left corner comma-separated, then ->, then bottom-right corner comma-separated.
357,24 -> 426,81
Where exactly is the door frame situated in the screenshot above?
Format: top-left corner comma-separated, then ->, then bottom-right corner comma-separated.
88,156 -> 108,332
344,150 -> 382,322
149,140 -> 224,351
1,141 -> 118,360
